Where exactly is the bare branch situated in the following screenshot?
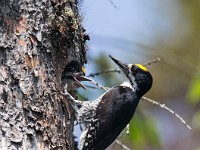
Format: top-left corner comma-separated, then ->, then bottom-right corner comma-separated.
87,69 -> 121,77
114,140 -> 131,150
141,96 -> 192,130
108,0 -> 118,9
85,85 -> 104,89
143,57 -> 160,66
85,77 -> 110,91
87,58 -> 160,78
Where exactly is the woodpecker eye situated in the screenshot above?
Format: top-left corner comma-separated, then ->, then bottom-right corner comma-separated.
131,65 -> 139,75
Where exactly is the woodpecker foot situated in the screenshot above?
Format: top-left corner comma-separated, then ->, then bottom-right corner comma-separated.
60,91 -> 82,125
62,91 -> 76,102
60,90 -> 83,109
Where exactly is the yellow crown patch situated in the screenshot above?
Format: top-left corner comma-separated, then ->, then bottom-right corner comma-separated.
135,64 -> 148,72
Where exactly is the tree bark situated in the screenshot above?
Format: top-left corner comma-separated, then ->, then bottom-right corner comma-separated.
0,0 -> 88,149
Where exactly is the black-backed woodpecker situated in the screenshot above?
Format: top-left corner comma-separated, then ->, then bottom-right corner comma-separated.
69,56 -> 153,150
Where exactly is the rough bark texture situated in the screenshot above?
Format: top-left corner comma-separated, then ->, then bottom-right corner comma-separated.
0,0 -> 88,149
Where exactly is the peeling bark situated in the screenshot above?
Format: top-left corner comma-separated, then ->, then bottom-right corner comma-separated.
0,0 -> 88,149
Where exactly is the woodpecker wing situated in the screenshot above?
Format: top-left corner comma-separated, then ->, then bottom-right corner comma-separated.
81,86 -> 140,150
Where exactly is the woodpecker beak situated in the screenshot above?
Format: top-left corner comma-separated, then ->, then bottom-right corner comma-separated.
109,55 -> 130,76
73,73 -> 92,90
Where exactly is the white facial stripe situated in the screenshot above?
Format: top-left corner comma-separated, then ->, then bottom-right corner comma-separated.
128,64 -> 132,69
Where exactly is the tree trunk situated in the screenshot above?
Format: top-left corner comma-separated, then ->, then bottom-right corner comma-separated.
0,0 -> 88,149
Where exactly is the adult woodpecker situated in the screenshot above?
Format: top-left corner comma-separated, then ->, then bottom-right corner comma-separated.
67,55 -> 153,150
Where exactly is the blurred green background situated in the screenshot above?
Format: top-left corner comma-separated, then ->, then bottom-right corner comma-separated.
76,0 -> 200,149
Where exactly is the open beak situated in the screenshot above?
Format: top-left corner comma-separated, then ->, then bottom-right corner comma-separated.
109,55 -> 130,76
73,73 -> 92,90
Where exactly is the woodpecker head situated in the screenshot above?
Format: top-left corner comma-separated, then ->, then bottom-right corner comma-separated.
61,61 -> 90,90
109,55 -> 153,97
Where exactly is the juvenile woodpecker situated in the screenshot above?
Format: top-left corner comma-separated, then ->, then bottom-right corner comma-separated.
68,55 -> 153,150
61,61 -> 89,92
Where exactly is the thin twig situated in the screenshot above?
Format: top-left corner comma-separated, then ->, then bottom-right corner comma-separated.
108,0 -> 118,9
141,96 -> 192,130
87,58 -> 160,78
86,77 -> 110,91
84,85 -> 110,91
87,68 -> 121,77
114,140 -> 131,150
85,85 -> 103,89
143,57 -> 160,66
